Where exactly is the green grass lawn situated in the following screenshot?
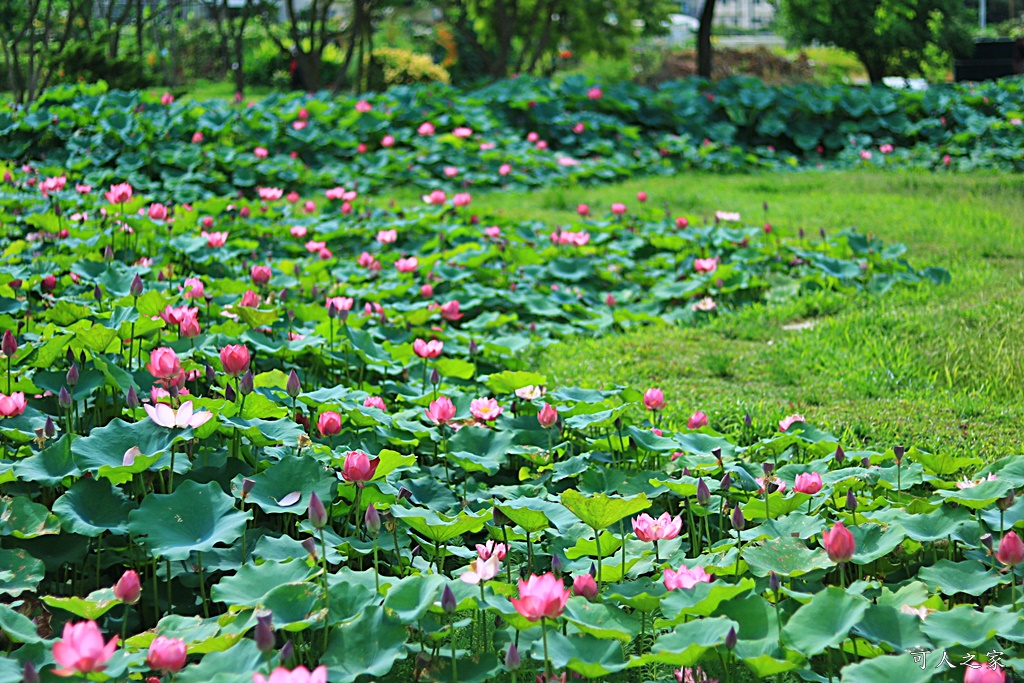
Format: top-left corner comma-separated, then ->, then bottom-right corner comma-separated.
450,171 -> 1024,460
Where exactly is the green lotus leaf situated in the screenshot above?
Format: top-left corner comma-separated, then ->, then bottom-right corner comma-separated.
322,606 -> 408,683
51,476 -> 136,536
919,606 -> 1018,649
560,490 -> 650,531
840,653 -> 938,683
381,574 -> 446,622
42,588 -> 120,620
389,505 -> 489,543
546,631 -> 629,677
781,586 -> 870,656
211,560 -> 315,609
562,596 -> 639,642
917,559 -> 1005,597
742,536 -> 832,577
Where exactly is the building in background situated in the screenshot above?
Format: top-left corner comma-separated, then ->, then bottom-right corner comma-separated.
679,0 -> 775,30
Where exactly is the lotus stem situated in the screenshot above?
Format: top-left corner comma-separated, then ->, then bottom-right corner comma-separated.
320,527 -> 330,649
541,618 -> 551,678
197,551 -> 209,619
450,614 -> 458,683
594,529 -> 602,588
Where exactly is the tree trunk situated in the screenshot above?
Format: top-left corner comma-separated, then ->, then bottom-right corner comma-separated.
697,0 -> 716,79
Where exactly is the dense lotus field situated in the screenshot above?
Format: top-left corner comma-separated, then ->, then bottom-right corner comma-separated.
1,75 -> 1024,204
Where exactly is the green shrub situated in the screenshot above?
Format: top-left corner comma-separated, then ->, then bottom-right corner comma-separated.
54,35 -> 151,90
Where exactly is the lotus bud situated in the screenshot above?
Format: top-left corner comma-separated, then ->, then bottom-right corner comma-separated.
58,386 -> 72,409
44,416 -> 56,437
861,457 -> 871,469
744,412 -> 752,427
819,228 -> 826,240
441,585 -> 457,614
731,506 -> 745,532
79,350 -> 85,365
113,569 -> 141,604
301,537 -> 317,559
130,273 -> 144,297
682,467 -> 691,477
239,370 -> 254,396
725,627 -> 737,649
286,369 -> 301,397
308,492 -> 327,528
255,614 -> 274,652
769,571 -> 780,594
93,284 -> 102,302
589,562 -> 597,578
23,662 -> 39,683
998,490 -> 1016,511
505,643 -> 521,670
103,245 -> 114,261
550,554 -> 563,578
430,367 -> 440,385
492,507 -> 510,526
696,478 -> 710,505
279,640 -> 294,664
1,329 -> 16,358
711,447 -> 722,460
66,348 -> 75,363
205,364 -> 216,383
720,472 -> 731,490
365,504 -> 381,536
893,445 -> 905,463
846,489 -> 858,512
224,383 -> 236,402
126,386 -> 139,410
469,339 -> 478,355
327,302 -> 337,319
168,384 -> 179,400
614,417 -> 622,431
835,444 -> 845,464
242,478 -> 256,497
798,228 -> 805,239
66,362 -> 79,387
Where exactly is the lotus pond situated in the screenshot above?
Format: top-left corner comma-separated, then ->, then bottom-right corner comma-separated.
0,81 -> 1019,683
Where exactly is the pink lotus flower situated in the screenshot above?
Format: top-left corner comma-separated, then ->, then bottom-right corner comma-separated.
182,277 -> 204,300
160,92 -> 174,106
692,297 -> 716,312
254,147 -> 269,159
342,450 -> 379,485
381,134 -> 395,147
363,396 -> 387,411
611,202 -> 627,215
943,154 -> 952,166
715,211 -> 740,222
251,265 -> 272,285
587,87 -> 602,100
417,122 -> 435,136
0,392 -> 26,417
511,572 -> 571,621
676,217 -> 689,229
192,132 -> 204,143
793,472 -> 823,495
355,100 -> 372,113
637,191 -> 648,202
290,225 -> 308,238
779,414 -> 806,431
536,140 -> 548,150
305,240 -> 326,253
179,311 -> 201,338
105,183 -> 133,205
499,163 -> 512,176
377,229 -> 397,244
202,216 -> 215,229
239,290 -> 260,307
964,665 -> 1006,683
253,666 -> 328,683
675,667 -> 718,683
220,344 -> 250,376
326,187 -> 345,200
756,477 -> 786,494
694,258 -> 717,273
477,540 -> 507,560
113,570 -> 141,603
317,411 -> 342,437
148,203 -> 168,220
687,411 -> 708,429
147,347 -> 181,380
860,150 -> 872,160
395,257 -> 418,273
527,132 -> 539,143
485,226 -> 501,238
577,204 -> 589,217
292,120 -> 307,131
440,300 -> 463,321
879,143 -> 894,154
822,521 -> 855,563
605,293 -> 616,307
452,192 -> 471,206
643,387 -> 665,411
1011,118 -> 1023,126
480,142 -> 496,150
470,397 -> 503,421
444,166 -> 459,178
144,401 -> 212,429
52,621 -> 118,676
147,636 -> 187,672
633,512 -> 682,542
423,190 -> 447,205
537,403 -> 558,428
258,187 -> 283,201
573,122 -> 585,134
461,554 -> 499,584
453,126 -> 473,138
663,565 -> 712,590
326,296 -> 354,313
956,473 -> 998,489
425,396 -> 457,425
40,175 -> 67,194
76,183 -> 92,194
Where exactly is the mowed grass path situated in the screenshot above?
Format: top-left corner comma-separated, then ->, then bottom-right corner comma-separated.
437,171 -> 1024,459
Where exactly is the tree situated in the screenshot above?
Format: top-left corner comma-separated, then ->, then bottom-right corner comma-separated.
438,0 -> 676,82
0,0 -> 90,104
697,0 -> 716,78
777,0 -> 973,83
204,0 -> 266,96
